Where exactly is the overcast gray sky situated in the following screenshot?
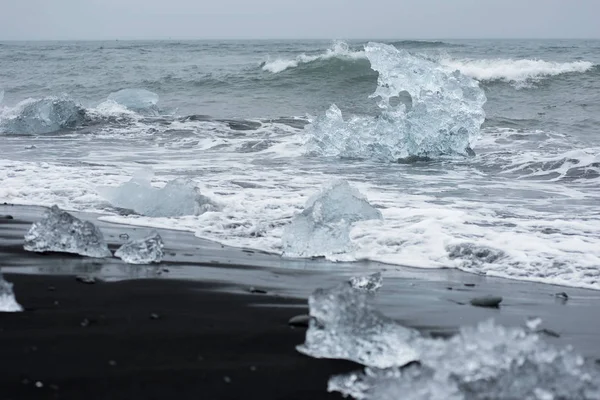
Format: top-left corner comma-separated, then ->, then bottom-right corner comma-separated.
1,0 -> 598,40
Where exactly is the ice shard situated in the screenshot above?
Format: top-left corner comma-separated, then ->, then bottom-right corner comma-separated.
0,273 -> 22,312
24,205 -> 112,258
115,231 -> 164,264
349,272 -> 383,293
299,278 -> 600,400
296,282 -> 418,369
107,89 -> 159,113
282,180 -> 382,258
99,175 -> 220,218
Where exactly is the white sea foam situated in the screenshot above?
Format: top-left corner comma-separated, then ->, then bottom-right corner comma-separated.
440,57 -> 595,88
262,41 -> 365,73
1,43 -> 600,291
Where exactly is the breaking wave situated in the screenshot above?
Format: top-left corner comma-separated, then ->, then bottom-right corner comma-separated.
262,41 -> 366,73
439,57 -> 596,88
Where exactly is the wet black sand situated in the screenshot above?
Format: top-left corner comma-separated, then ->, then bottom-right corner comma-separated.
0,274 -> 359,400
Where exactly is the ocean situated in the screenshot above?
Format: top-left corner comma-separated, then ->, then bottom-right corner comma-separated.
1,39 -> 599,290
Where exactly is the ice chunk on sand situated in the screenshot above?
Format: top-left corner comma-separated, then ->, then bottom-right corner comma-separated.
349,272 -> 383,293
0,97 -> 85,134
300,279 -> 600,400
107,89 -> 159,112
0,273 -> 22,312
115,231 -> 164,264
306,43 -> 486,161
296,282 -> 418,369
24,205 -> 111,258
282,180 -> 382,258
330,319 -> 600,400
99,175 -> 219,218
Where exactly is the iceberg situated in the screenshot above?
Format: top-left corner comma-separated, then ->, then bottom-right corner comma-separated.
349,272 -> 383,293
99,175 -> 219,218
297,282 -> 418,369
107,89 -> 159,113
306,43 -> 486,161
0,273 -> 22,312
24,205 -> 112,258
115,231 -> 164,264
0,97 -> 85,134
282,180 -> 382,258
299,278 -> 600,400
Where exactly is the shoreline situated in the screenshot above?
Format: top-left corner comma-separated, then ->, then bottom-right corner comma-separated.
2,204 -> 600,382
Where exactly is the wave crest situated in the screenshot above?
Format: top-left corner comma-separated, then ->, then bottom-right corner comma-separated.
262,41 -> 365,74
440,58 -> 595,88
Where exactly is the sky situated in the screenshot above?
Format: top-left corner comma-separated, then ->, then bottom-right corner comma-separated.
1,0 -> 599,40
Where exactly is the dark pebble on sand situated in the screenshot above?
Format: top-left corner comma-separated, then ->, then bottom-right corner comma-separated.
288,314 -> 311,327
555,292 -> 569,300
446,287 -> 453,290
0,215 -> 14,220
464,283 -> 476,287
119,233 -> 129,240
470,296 -> 503,308
75,276 -> 97,284
249,287 -> 267,294
536,328 -> 560,338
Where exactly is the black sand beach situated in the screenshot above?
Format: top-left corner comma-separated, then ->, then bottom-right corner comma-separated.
2,204 -> 600,399
0,274 -> 358,400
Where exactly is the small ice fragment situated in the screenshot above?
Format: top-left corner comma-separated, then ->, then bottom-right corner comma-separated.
99,175 -> 219,218
107,89 -> 159,111
282,180 -> 382,258
349,272 -> 383,292
24,205 -> 111,258
526,317 -> 543,331
114,231 -> 164,264
0,273 -> 23,312
297,282 -> 418,369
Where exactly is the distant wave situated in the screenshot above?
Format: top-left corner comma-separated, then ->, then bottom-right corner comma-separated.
261,41 -> 366,74
388,40 -> 461,48
439,57 -> 596,88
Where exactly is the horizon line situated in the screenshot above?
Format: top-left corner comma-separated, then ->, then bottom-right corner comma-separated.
1,37 -> 599,42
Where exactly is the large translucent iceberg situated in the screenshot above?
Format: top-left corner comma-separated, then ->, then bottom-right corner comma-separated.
115,231 -> 164,264
24,205 -> 112,258
296,282 -> 418,368
306,43 -> 486,161
282,180 -> 382,258
299,278 -> 600,400
99,175 -> 219,218
0,97 -> 85,134
0,273 -> 22,312
107,89 -> 159,113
